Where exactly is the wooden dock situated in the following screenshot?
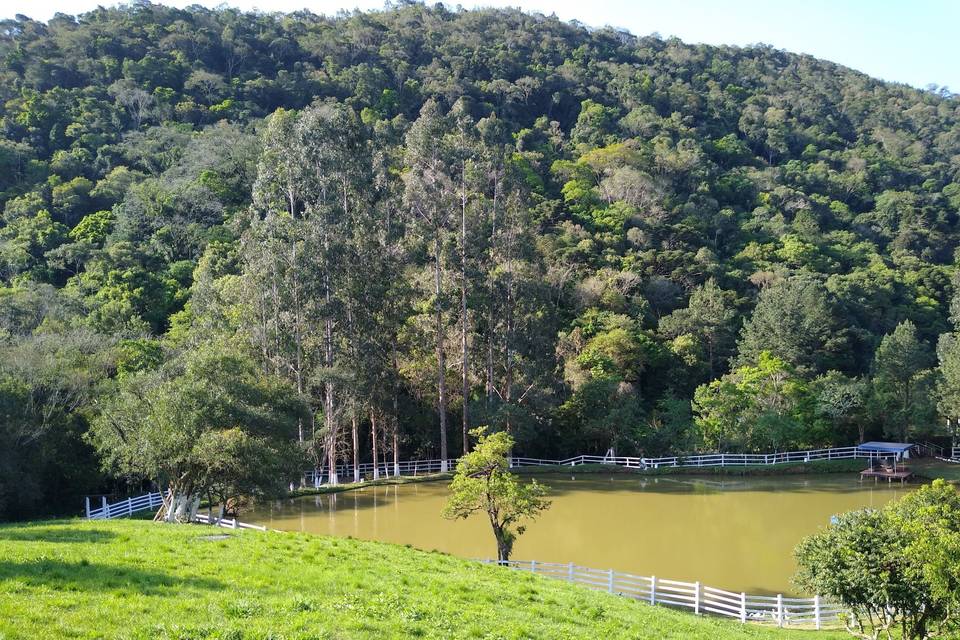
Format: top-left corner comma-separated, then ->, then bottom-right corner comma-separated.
859,468 -> 912,483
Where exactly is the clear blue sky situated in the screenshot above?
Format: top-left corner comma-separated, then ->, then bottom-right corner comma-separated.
4,0 -> 958,92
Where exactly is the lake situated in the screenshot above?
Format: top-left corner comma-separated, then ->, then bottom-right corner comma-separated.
246,473 -> 914,594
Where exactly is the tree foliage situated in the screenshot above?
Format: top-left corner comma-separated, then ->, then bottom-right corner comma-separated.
3,3 -> 960,516
795,480 -> 960,640
443,427 -> 549,561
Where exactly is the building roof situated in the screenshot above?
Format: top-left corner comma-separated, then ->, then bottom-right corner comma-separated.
859,441 -> 914,452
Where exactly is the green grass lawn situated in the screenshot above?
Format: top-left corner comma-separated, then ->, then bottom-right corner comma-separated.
912,459 -> 960,483
0,519 -> 846,640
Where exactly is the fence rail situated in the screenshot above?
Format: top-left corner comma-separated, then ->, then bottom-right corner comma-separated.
305,445 -> 895,485
482,559 -> 842,629
85,492 -> 164,519
85,445 -> 917,518
193,513 -> 267,531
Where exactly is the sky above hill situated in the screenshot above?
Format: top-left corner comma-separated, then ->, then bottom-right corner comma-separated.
4,0 -> 958,93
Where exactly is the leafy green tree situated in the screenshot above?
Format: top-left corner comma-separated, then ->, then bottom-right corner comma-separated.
659,278 -> 738,379
870,320 -> 934,442
403,99 -> 458,468
693,352 -> 820,451
795,480 -> 960,640
443,427 -> 549,562
736,277 -> 846,375
814,371 -> 869,443
88,344 -> 307,522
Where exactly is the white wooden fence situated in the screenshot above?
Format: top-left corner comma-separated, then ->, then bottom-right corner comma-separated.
83,445 -> 906,518
305,445 -> 890,485
85,492 -> 164,519
84,492 -> 267,531
193,513 -> 267,531
482,559 -> 843,629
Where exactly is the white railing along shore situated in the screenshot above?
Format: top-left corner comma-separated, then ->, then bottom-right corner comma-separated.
304,445 -> 894,485
84,444 -> 925,517
85,492 -> 164,519
85,492 -> 267,531
193,513 -> 267,531
482,559 -> 843,629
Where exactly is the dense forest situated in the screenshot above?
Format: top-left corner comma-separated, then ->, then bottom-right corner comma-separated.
3,1 -> 960,519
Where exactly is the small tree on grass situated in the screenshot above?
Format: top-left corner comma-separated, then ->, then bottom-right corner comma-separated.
442,427 -> 549,562
794,479 -> 960,640
88,343 -> 308,523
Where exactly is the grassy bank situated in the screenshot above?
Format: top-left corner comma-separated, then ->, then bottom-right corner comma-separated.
0,519 -> 843,640
912,459 -> 960,483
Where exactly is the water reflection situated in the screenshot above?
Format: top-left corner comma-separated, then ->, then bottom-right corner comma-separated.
248,473 -> 914,594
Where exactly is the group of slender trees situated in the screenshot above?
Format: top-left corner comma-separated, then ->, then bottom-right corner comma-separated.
240,98 -> 540,480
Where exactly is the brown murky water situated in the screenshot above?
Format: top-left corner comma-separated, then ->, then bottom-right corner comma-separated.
246,473 -> 915,594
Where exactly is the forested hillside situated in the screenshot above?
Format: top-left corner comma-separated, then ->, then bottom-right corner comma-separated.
3,1 -> 960,519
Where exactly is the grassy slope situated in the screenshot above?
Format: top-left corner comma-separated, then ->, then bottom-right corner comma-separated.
0,519 -> 845,640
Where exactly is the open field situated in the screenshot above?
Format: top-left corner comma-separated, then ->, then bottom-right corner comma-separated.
0,519 -> 847,640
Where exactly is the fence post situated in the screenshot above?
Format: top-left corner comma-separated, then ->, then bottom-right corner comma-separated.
608,568 -> 615,593
531,560 -> 536,574
85,496 -> 90,518
101,496 -> 108,518
776,593 -> 784,627
568,562 -> 574,582
127,497 -> 133,516
740,592 -> 746,623
694,581 -> 700,615
650,576 -> 656,605
814,595 -> 821,630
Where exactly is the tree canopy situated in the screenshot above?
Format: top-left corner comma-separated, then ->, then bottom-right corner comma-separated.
2,2 -> 960,517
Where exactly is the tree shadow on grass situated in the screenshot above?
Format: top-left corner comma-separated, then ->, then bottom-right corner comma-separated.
0,527 -> 118,544
0,559 -> 224,595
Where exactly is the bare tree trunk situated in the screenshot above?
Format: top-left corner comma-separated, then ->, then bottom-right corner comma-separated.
393,420 -> 400,477
461,165 -> 470,454
352,415 -> 360,483
504,218 -> 515,439
291,238 -> 305,445
486,169 -> 499,410
392,348 -> 401,477
323,236 -> 338,484
434,232 -> 449,471
371,411 -> 379,481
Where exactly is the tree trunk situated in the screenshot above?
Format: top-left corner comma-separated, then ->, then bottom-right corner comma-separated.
352,415 -> 360,483
504,222 -> 514,439
492,522 -> 512,562
461,165 -> 470,455
392,347 -> 401,477
371,410 -> 379,480
393,419 -> 400,477
486,169 -> 499,410
434,232 -> 450,471
324,271 -> 338,485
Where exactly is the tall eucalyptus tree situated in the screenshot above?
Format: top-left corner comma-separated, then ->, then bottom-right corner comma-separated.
245,101 -> 376,484
403,100 -> 459,469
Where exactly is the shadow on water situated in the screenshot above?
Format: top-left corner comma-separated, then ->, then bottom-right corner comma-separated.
0,526 -> 119,544
0,559 -> 224,595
